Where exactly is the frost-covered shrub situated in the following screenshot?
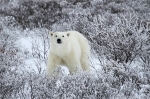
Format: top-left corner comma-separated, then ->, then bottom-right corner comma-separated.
1,0 -> 62,29
0,26 -> 25,98
1,69 -> 150,99
98,13 -> 148,63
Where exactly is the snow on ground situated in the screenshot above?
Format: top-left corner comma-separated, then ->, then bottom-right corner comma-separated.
18,34 -> 46,73
19,37 -> 33,53
90,55 -> 102,70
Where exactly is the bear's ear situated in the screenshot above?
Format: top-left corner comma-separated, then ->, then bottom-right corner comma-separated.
49,32 -> 53,36
67,33 -> 70,37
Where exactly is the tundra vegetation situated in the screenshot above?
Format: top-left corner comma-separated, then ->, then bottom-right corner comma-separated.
0,0 -> 150,98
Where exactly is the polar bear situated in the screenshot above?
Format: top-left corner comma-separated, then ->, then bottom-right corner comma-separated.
47,31 -> 90,76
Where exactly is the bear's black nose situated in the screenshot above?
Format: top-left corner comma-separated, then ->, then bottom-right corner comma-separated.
57,38 -> 62,44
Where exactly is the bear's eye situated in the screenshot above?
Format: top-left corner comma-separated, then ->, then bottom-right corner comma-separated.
55,35 -> 57,37
62,35 -> 64,37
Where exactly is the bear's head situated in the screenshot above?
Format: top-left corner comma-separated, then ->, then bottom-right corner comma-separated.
49,32 -> 71,56
50,32 -> 70,46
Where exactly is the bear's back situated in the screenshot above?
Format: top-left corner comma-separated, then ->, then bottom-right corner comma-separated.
67,31 -> 90,53
67,31 -> 87,42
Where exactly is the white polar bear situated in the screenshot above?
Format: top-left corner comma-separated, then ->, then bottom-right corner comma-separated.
47,31 -> 90,76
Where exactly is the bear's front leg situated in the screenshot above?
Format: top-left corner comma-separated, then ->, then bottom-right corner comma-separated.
47,53 -> 61,76
64,55 -> 82,74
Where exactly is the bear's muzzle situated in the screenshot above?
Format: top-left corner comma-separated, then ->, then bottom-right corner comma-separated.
57,38 -> 62,44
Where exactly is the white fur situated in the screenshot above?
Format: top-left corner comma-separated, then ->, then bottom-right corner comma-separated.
47,31 -> 90,75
